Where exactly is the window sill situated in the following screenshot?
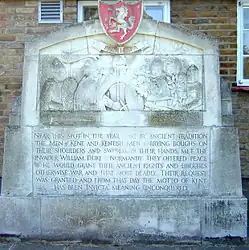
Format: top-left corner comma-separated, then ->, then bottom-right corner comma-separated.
231,86 -> 249,92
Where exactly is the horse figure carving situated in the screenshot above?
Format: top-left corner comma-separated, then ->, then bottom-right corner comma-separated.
109,5 -> 135,40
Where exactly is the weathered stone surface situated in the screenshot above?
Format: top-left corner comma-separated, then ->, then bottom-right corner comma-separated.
20,19 -> 221,127
148,111 -> 203,127
41,111 -> 203,127
202,54 -> 222,127
0,17 -> 246,241
0,197 -> 40,237
32,127 -> 210,196
38,54 -> 204,114
202,198 -> 247,238
2,127 -> 32,196
155,22 -> 217,55
40,197 -> 201,242
0,197 -> 245,242
0,244 -> 12,250
1,242 -> 249,250
11,243 -> 65,250
3,126 -> 242,200
122,247 -> 177,250
8,96 -> 21,128
210,127 -> 242,196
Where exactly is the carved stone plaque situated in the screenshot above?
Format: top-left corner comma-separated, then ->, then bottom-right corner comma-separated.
33,127 -> 210,196
1,18 -> 246,241
39,55 -> 204,114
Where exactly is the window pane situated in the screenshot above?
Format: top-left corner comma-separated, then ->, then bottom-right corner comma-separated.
145,6 -> 164,21
243,31 -> 249,55
84,6 -> 98,21
244,8 -> 249,29
243,57 -> 249,79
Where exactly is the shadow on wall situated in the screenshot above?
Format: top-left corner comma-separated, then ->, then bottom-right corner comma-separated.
242,178 -> 249,237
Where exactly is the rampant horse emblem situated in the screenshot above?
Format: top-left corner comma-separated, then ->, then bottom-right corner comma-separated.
99,0 -> 143,44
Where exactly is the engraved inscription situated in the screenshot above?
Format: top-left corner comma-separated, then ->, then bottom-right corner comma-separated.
33,128 -> 210,196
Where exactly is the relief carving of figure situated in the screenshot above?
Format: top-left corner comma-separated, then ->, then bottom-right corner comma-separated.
40,52 -> 203,113
102,82 -> 129,111
73,58 -> 100,110
100,81 -> 144,111
40,57 -> 68,111
145,58 -> 173,109
40,55 -> 99,112
96,56 -> 144,111
135,56 -> 203,111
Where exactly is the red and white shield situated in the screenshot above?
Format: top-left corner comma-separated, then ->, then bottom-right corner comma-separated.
98,0 -> 143,44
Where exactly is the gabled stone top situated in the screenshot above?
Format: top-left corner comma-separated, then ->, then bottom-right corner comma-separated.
21,18 -> 221,127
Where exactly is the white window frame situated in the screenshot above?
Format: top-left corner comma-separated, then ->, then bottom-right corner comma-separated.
144,1 -> 170,23
77,0 -> 170,23
77,1 -> 98,22
38,0 -> 63,24
237,0 -> 249,86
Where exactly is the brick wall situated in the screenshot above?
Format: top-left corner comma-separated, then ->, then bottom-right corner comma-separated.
171,0 -> 249,177
171,0 -> 237,83
0,0 -> 248,177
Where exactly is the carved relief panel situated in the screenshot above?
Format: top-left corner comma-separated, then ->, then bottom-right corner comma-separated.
39,50 -> 203,113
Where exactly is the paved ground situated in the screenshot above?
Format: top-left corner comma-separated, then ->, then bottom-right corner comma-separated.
0,238 -> 249,250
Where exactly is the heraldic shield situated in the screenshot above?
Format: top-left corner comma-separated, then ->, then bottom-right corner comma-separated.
98,0 -> 143,44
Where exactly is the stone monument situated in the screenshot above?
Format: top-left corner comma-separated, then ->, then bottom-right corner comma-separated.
0,0 -> 247,243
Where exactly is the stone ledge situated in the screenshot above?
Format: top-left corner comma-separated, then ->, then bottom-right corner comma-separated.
0,197 -> 246,244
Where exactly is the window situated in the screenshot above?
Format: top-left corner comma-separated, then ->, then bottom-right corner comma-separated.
237,1 -> 249,86
144,1 -> 170,23
78,1 -> 98,22
38,0 -> 63,23
77,0 -> 170,23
